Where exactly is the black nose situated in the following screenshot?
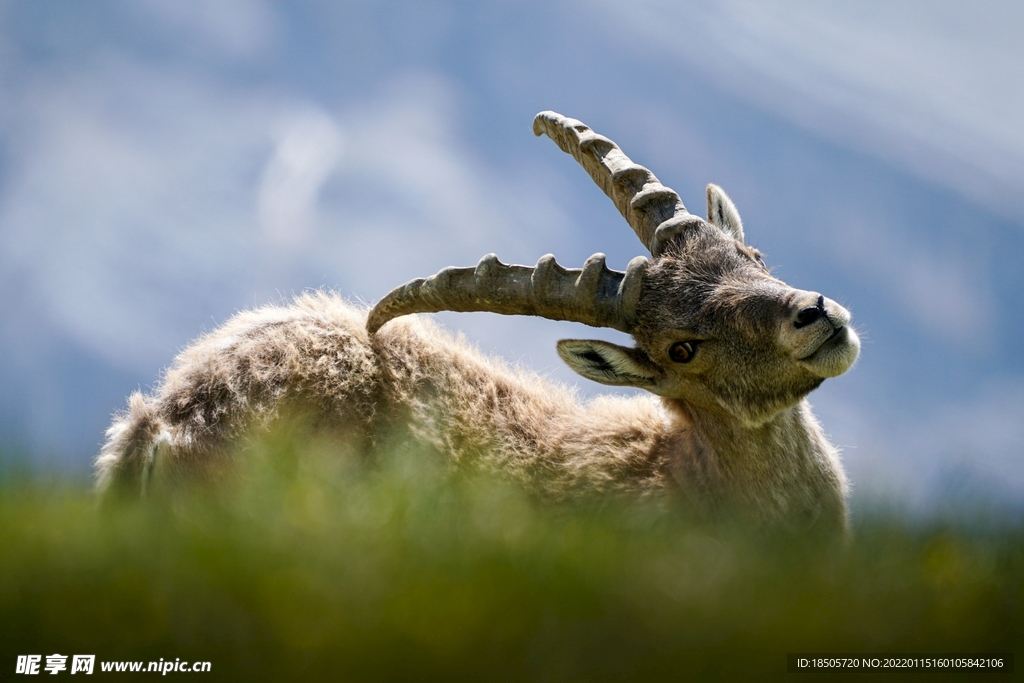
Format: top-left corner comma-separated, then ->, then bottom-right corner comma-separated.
794,295 -> 825,329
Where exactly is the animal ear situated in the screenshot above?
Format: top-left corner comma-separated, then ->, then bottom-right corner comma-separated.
706,183 -> 744,242
557,339 -> 662,387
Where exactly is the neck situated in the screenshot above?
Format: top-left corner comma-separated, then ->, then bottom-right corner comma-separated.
661,398 -> 848,532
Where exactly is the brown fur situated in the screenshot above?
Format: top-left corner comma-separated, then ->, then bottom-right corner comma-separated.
96,293 -> 671,500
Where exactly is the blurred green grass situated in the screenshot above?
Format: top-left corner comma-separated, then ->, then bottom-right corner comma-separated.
1,433 -> 1020,681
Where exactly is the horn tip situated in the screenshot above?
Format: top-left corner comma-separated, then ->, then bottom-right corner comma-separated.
366,310 -> 385,335
533,111 -> 556,137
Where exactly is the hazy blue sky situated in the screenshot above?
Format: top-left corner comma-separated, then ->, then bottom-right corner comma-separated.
2,1 -> 1022,512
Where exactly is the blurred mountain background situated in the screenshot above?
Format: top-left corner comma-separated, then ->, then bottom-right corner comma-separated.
1,1 -> 1022,513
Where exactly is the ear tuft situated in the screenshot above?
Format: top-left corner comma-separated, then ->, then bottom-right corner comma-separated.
557,339 -> 661,388
706,184 -> 744,242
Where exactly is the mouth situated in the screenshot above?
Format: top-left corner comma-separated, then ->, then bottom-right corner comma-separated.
799,325 -> 848,361
797,324 -> 860,378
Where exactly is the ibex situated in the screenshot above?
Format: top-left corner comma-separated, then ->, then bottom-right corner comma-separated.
96,112 -> 860,532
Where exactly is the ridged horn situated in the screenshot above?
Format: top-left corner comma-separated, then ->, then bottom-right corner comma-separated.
367,253 -> 649,334
533,111 -> 703,256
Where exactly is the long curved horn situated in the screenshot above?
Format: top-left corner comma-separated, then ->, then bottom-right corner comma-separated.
533,111 -> 703,256
367,253 -> 648,334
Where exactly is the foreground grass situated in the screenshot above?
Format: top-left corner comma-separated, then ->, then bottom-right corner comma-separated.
1,441 -> 1021,681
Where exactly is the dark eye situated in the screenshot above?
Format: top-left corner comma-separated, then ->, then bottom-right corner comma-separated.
668,341 -> 698,363
755,254 -> 767,269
